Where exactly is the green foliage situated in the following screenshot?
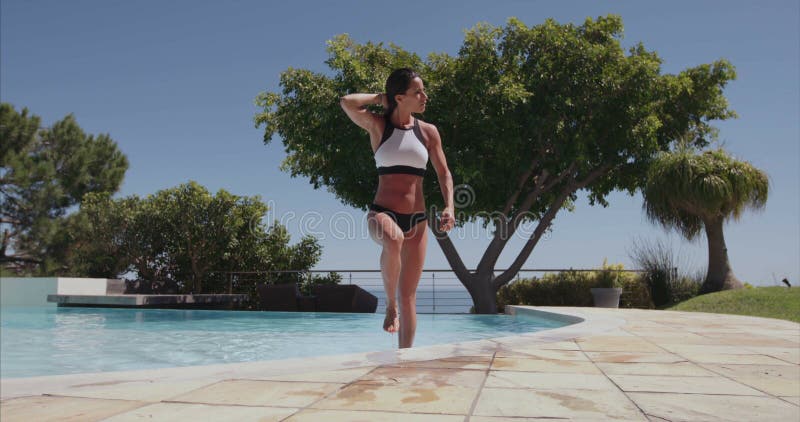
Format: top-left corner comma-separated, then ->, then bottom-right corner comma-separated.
670,276 -> 702,303
496,264 -> 653,311
497,271 -> 595,309
255,15 -> 738,311
299,271 -> 343,296
255,15 -> 735,218
58,193 -> 141,278
669,287 -> 800,323
62,181 -> 322,294
1,103 -> 128,273
628,237 -> 703,307
595,259 -> 625,288
643,148 -> 769,240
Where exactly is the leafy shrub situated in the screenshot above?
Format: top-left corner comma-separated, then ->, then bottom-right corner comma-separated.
497,271 -> 594,311
300,272 -> 343,296
628,237 -> 702,308
496,263 -> 654,311
670,276 -> 702,303
618,275 -> 654,309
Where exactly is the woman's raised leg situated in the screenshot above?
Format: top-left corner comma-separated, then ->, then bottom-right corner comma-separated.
368,211 -> 404,333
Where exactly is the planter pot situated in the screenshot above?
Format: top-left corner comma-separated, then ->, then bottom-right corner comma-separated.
590,287 -> 623,308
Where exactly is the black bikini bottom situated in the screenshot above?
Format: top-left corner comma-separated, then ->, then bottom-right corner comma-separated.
369,203 -> 427,233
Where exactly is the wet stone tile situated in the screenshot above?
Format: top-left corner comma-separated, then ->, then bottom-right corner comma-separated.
387,357 -> 491,370
103,402 -> 297,422
494,349 -> 590,361
167,379 -> 342,407
575,337 -> 664,353
485,370 -> 616,390
584,351 -> 686,364
701,363 -> 800,396
252,366 -> 377,383
0,395 -> 149,422
356,366 -> 486,388
285,408 -> 465,421
595,361 -> 715,377
473,387 -> 645,420
628,392 -> 800,422
44,379 -> 214,402
310,381 -> 478,414
608,374 -> 765,396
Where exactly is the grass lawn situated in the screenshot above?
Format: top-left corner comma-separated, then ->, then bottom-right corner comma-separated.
668,286 -> 800,323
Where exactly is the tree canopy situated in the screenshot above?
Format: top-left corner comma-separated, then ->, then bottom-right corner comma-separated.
643,148 -> 768,292
255,15 -> 738,312
1,103 -> 128,272
63,182 -> 322,294
644,148 -> 769,239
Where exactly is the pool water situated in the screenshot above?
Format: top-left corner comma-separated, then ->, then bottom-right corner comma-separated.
0,306 -> 566,378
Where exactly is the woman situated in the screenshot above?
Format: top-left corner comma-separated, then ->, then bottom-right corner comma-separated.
340,68 -> 454,348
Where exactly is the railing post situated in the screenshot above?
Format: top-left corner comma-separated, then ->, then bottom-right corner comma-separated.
228,272 -> 232,294
349,272 -> 352,285
432,272 -> 436,314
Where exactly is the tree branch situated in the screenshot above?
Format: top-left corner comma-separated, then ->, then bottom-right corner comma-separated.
476,168 -> 549,276
429,213 -> 473,284
493,163 -> 613,290
540,162 -> 577,196
501,157 -> 540,216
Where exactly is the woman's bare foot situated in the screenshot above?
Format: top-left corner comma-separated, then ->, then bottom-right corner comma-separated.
383,306 -> 399,333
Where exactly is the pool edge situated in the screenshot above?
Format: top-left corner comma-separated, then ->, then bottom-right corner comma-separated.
0,306 -> 622,399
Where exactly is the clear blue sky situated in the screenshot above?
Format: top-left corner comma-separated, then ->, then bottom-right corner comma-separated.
2,0 -> 798,285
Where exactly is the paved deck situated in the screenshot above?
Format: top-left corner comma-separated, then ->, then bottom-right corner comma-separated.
1,307 -> 798,421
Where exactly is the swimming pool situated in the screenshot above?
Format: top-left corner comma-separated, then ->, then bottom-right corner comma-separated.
0,306 -> 567,378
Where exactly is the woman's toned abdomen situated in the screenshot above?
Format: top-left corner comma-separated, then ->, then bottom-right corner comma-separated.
373,175 -> 425,214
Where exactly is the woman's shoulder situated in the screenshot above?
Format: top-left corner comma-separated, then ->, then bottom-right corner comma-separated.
416,118 -> 441,134
415,118 -> 442,148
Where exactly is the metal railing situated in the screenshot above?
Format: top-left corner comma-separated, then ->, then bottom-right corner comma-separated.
221,268 -> 647,314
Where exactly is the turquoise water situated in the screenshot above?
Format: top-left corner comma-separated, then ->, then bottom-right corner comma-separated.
0,306 -> 565,378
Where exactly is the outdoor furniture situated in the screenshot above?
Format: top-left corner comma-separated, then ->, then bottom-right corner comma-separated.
312,284 -> 378,313
256,283 -> 300,311
297,295 -> 316,311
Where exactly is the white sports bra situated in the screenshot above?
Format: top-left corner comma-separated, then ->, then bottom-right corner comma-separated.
374,116 -> 429,177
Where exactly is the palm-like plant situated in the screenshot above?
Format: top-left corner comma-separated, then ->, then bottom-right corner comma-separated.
643,148 -> 769,293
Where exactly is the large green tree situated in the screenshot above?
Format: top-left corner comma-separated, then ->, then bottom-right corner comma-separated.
0,103 -> 128,273
62,182 -> 321,294
643,148 -> 768,293
255,16 -> 736,313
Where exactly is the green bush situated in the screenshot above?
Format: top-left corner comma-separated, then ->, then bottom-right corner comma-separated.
595,260 -> 621,288
497,270 -> 595,311
300,272 -> 343,296
618,275 -> 655,309
670,276 -> 702,303
628,238 -> 702,307
497,263 -> 654,311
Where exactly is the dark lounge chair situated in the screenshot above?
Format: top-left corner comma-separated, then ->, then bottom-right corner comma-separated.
256,283 -> 300,311
312,284 -> 378,313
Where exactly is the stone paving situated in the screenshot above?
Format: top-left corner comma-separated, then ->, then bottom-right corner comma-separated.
1,307 -> 798,421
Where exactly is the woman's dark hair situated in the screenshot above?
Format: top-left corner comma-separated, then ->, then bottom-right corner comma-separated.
384,68 -> 421,117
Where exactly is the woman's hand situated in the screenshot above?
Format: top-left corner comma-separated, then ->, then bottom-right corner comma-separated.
439,207 -> 455,232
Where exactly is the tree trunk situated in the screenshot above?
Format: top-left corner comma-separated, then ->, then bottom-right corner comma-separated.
465,273 -> 499,314
702,216 -> 743,293
431,165 -> 613,314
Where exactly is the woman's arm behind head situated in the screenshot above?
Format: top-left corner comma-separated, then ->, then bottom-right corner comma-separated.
340,93 -> 386,135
